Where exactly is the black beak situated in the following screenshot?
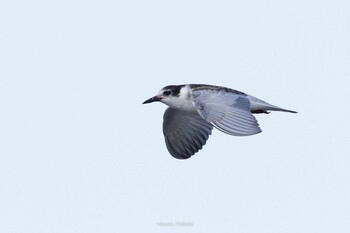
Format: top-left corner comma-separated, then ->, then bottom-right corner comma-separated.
142,96 -> 161,104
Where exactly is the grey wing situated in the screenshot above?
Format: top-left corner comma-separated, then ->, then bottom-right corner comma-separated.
192,89 -> 262,136
163,107 -> 213,159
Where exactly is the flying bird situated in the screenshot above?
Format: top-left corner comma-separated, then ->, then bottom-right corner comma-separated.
143,84 -> 297,159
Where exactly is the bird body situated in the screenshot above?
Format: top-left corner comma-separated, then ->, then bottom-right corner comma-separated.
143,84 -> 296,159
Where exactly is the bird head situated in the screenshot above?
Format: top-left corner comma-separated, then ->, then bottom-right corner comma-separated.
142,85 -> 185,107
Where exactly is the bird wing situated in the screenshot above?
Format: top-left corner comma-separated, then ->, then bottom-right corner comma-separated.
191,89 -> 262,136
163,107 -> 213,159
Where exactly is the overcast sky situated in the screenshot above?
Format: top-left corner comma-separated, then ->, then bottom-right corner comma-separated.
1,0 -> 349,232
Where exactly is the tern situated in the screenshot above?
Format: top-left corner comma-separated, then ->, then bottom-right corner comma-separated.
143,84 -> 297,159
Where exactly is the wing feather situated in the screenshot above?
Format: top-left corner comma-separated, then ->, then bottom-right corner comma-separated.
163,108 -> 213,159
192,89 -> 262,136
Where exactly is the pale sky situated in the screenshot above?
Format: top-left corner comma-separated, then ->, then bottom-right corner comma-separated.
0,0 -> 349,232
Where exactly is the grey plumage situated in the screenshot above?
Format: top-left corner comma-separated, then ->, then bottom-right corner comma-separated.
163,108 -> 213,159
143,84 -> 297,159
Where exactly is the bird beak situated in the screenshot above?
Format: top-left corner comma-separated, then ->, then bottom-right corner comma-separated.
142,95 -> 161,104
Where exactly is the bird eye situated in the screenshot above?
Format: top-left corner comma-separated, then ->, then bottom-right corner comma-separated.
163,90 -> 172,96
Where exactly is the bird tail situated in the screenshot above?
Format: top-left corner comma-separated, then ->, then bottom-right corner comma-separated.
247,95 -> 297,114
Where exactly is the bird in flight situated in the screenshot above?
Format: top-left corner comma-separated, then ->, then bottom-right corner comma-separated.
143,84 -> 297,159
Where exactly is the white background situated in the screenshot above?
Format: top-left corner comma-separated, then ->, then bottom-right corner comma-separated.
1,0 -> 349,232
